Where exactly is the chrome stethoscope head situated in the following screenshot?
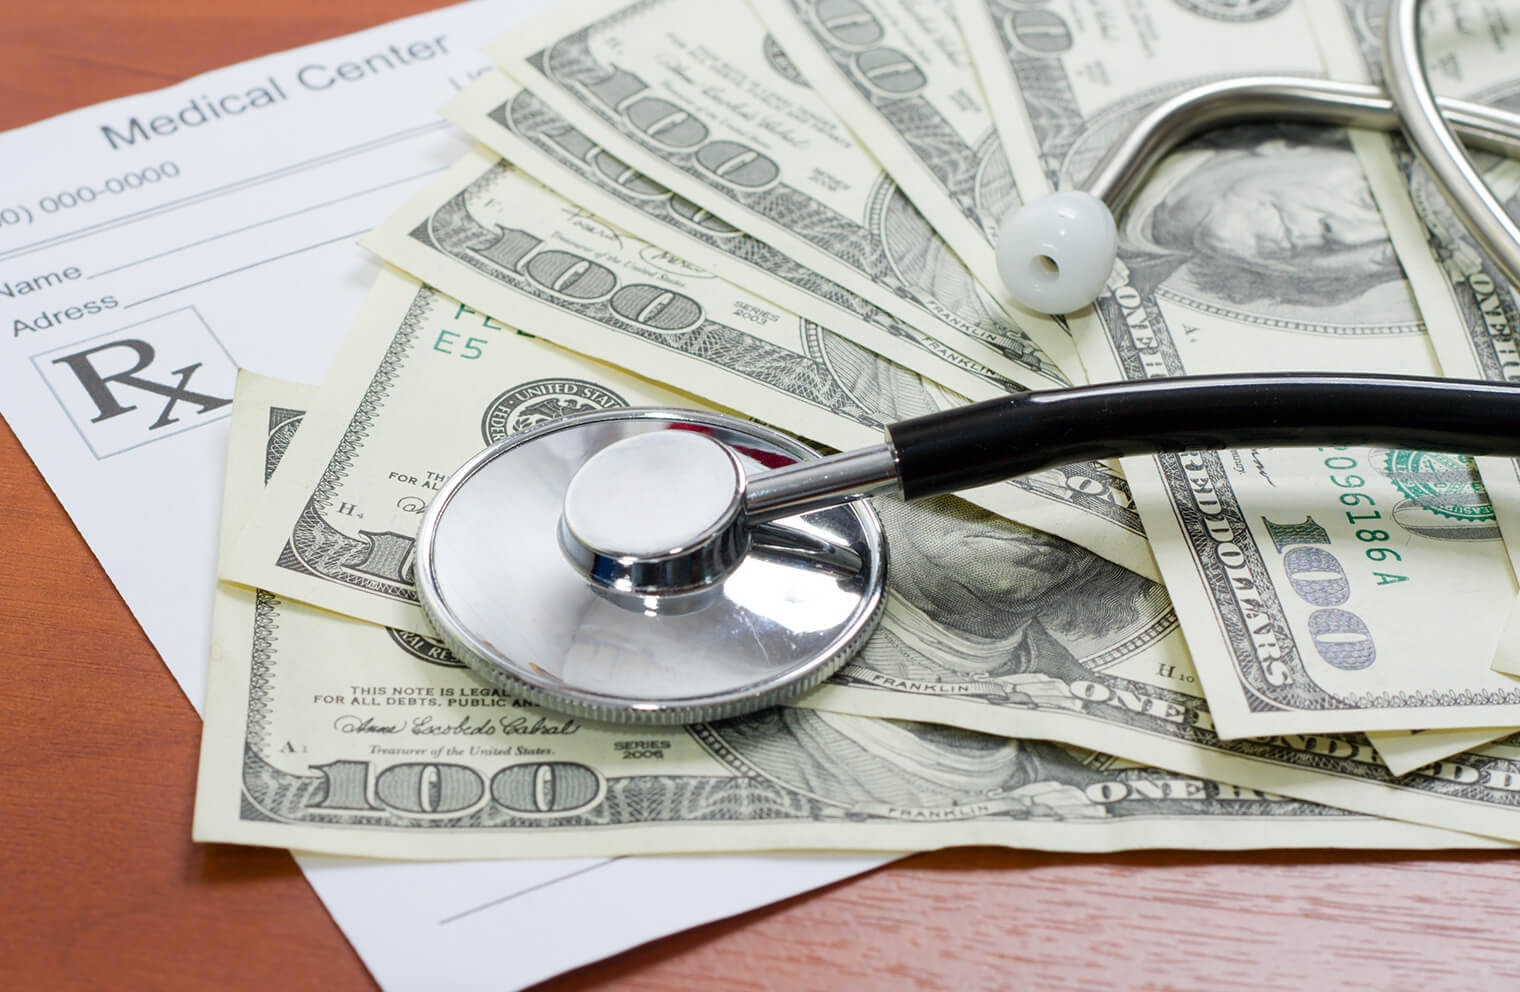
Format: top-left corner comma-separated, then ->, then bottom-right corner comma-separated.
415,408 -> 888,726
557,427 -> 900,613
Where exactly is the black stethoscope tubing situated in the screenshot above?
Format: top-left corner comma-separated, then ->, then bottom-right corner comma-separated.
881,372 -> 1520,503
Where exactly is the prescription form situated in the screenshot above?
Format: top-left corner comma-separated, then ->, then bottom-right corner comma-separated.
0,1 -> 888,987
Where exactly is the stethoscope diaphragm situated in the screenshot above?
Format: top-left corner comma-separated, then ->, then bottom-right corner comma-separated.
415,408 -> 886,725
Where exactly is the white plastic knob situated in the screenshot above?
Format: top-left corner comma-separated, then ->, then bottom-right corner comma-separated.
995,190 -> 1117,315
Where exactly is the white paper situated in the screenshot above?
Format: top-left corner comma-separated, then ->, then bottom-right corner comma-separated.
297,852 -> 887,991
0,2 -> 889,987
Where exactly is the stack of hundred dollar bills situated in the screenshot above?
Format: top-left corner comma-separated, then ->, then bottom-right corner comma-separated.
195,0 -> 1520,860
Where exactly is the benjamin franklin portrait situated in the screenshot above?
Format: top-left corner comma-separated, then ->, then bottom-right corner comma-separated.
794,333 -> 1169,694
709,707 -> 1105,819
1117,126 -> 1406,313
852,496 -> 1170,695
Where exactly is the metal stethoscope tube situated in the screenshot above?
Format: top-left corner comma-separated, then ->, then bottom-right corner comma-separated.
749,372 -> 1520,512
997,2 -> 1520,314
1384,0 -> 1520,291
1085,78 -> 1520,222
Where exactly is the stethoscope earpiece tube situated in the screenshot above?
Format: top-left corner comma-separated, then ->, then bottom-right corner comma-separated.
1384,0 -> 1520,291
996,71 -> 1520,314
885,373 -> 1520,502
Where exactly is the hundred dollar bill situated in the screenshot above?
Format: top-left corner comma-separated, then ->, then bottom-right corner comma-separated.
485,0 -> 1087,389
799,495 -> 1506,780
204,585 -> 1508,858
220,273 -> 1520,842
1306,0 -> 1520,608
791,484 -> 1520,838
747,0 -> 1013,294
364,148 -> 1158,576
197,354 -> 1494,856
952,0 -> 1520,736
443,72 -> 1019,407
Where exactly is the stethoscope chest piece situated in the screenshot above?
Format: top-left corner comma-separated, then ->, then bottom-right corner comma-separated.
416,408 -> 887,725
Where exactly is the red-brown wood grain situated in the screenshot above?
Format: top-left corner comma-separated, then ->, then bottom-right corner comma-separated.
5,3 -> 1520,990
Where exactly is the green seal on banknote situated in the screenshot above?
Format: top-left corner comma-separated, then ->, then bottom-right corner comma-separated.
1380,449 -> 1496,523
481,378 -> 626,443
387,627 -> 466,669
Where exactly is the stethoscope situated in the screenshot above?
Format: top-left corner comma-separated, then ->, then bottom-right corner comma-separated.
417,0 -> 1520,724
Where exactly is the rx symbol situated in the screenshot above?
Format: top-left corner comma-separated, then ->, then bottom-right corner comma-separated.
51,338 -> 231,430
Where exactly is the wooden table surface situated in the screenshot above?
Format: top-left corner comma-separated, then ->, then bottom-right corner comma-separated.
6,2 -> 1520,989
